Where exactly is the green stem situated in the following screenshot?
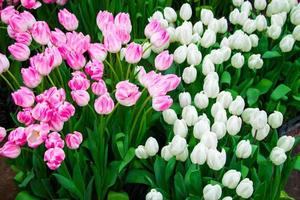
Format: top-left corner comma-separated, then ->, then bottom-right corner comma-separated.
116,53 -> 123,78
0,74 -> 15,91
136,106 -> 153,145
47,75 -> 56,87
126,64 -> 132,80
106,103 -> 120,124
56,67 -> 64,87
104,59 -> 119,82
7,70 -> 20,87
0,26 -> 7,29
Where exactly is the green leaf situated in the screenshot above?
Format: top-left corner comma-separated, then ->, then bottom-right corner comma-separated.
83,177 -> 94,200
262,51 -> 281,59
53,174 -> 82,199
118,148 -> 135,173
16,191 -> 38,200
241,165 -> 249,178
256,79 -> 273,95
126,169 -> 155,186
108,191 -> 129,200
221,71 -> 231,85
154,157 -> 167,189
165,157 -> 176,182
294,155 -> 300,171
174,172 -> 186,200
271,84 -> 291,101
18,171 -> 34,188
246,88 -> 260,106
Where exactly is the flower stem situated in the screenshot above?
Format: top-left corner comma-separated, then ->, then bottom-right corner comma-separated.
136,106 -> 153,145
56,67 -> 64,87
0,74 -> 15,91
47,75 -> 56,87
7,70 -> 20,87
104,59 -> 119,82
126,64 -> 132,80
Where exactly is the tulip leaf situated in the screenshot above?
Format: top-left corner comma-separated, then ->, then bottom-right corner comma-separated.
18,171 -> 35,188
107,191 -> 129,200
126,169 -> 155,186
53,174 -> 83,199
16,191 -> 38,200
262,51 -> 281,59
174,172 -> 186,200
154,156 -> 167,190
271,84 -> 291,101
241,164 -> 249,178
165,157 -> 176,182
294,155 -> 300,171
246,88 -> 260,106
256,79 -> 273,95
118,148 -> 135,173
221,71 -> 231,85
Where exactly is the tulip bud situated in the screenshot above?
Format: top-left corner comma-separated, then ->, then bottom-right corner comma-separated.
208,18 -> 220,33
222,169 -> 241,189
142,42 -> 152,59
226,116 -> 242,136
155,50 -> 173,71
201,132 -> 218,149
209,49 -> 224,65
152,95 -> 173,112
179,92 -> 191,108
194,92 -> 209,109
176,22 -> 193,45
179,3 -> 192,21
236,178 -> 254,199
144,137 -> 159,156
167,26 -> 176,42
12,87 -> 35,108
242,108 -> 259,124
151,11 -> 164,20
217,91 -> 232,108
290,7 -> 300,25
211,122 -> 226,139
201,9 -> 214,26
248,54 -> 263,69
203,184 -> 222,200
193,119 -> 210,140
268,111 -> 283,129
214,109 -> 228,123
0,142 -> 21,159
218,17 -> 228,33
0,127 -> 7,142
231,53 -> 244,69
250,110 -> 267,129
65,131 -> 83,150
207,148 -> 226,171
292,25 -> 300,41
204,79 -> 219,98
270,147 -> 287,165
243,19 -> 256,34
252,124 -> 270,141
277,135 -> 295,152
0,53 -> 10,74
135,145 -> 149,159
187,46 -> 202,65
58,9 -> 79,31
190,143 -> 207,165
229,96 -> 245,115
249,34 -> 259,48
229,9 -> 239,24
162,109 -> 177,125
161,145 -> 173,161
173,119 -> 188,137
182,65 -> 197,84
193,21 -> 204,36
31,21 -> 51,45
280,34 -> 295,52
232,0 -> 244,7
267,25 -> 282,40
201,29 -> 216,48
174,45 -> 187,64
182,105 -> 198,126
150,29 -> 170,48
236,140 -> 252,159
146,189 -> 163,200
163,7 -> 177,23
237,11 -> 249,26
8,43 -> 30,62
202,57 -> 215,76
254,0 -> 267,10
256,15 -> 267,31
71,90 -> 90,107
271,12 -> 287,27
176,147 -> 189,162
170,135 -> 187,156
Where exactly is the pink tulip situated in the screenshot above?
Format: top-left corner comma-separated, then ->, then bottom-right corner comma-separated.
152,95 -> 173,111
50,28 -> 66,47
21,0 -> 41,9
8,127 -> 27,146
66,51 -> 86,70
88,43 -> 107,61
48,113 -> 64,132
44,147 -> 65,170
144,19 -> 162,38
31,102 -> 53,122
104,34 -> 122,53
162,74 -> 181,92
42,0 -> 56,3
0,127 -> 7,142
101,21 -> 117,36
115,80 -> 141,106
57,102 -> 75,122
12,87 -> 35,108
36,87 -> 66,107
58,9 -> 78,31
155,50 -> 173,71
68,71 -> 90,91
21,67 -> 43,88
65,131 -> 83,149
31,21 -> 51,45
26,123 -> 49,148
116,28 -> 131,44
148,79 -> 169,97
30,53 -> 54,76
7,25 -> 17,39
20,11 -> 36,29
115,12 -> 132,33
17,108 -> 35,126
65,32 -> 90,54
45,132 -> 64,149
150,29 -> 170,48
15,32 -> 32,46
45,47 -> 62,68
9,14 -> 28,32
8,43 -> 30,61
84,60 -> 104,81
0,6 -> 18,24
91,80 -> 107,96
0,142 -> 21,159
56,0 -> 67,5
125,42 -> 143,64
0,53 -> 10,74
96,10 -> 114,32
94,93 -> 115,115
71,90 -> 90,107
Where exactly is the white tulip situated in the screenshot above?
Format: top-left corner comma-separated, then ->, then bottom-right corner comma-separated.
191,33 -> 201,43
231,53 -> 244,69
243,19 -> 256,34
256,15 -> 267,31
205,72 -> 219,82
252,124 -> 270,141
266,0 -> 290,16
241,1 -> 252,15
211,122 -> 226,139
146,189 -> 163,200
167,26 -> 176,42
190,143 -> 207,165
159,19 -> 168,28
229,9 -> 240,24
288,0 -> 298,8
142,42 -> 152,59
202,57 -> 215,76
161,145 -> 173,161
290,7 -> 300,25
277,135 -> 295,152
221,47 -> 232,62
170,135 -> 187,156
162,109 -> 177,125
250,110 -> 267,129
204,79 -> 219,98
279,34 -> 296,52
208,18 -> 220,33
268,111 -> 283,128
135,145 -> 149,159
222,197 -> 233,200
211,102 -> 224,118
193,119 -> 211,140
187,46 -> 202,65
270,147 -> 287,165
151,11 -> 164,20
242,108 -> 259,124
179,92 -> 191,107
176,147 -> 189,162
173,119 -> 188,137
232,0 -> 244,7
254,0 -> 267,10
198,114 -> 211,126
218,17 -> 228,33
248,54 -> 263,69
144,137 -> 159,156
163,7 -> 177,23
201,9 -> 214,25
271,12 -> 287,27
180,3 -> 192,21
217,91 -> 233,108
207,148 -> 226,171
220,37 -> 230,48
227,116 -> 242,135
193,21 -> 204,36
292,25 -> 300,41
209,49 -> 224,65
203,184 -> 222,200
201,29 -> 216,48
174,45 -> 187,64
201,131 -> 218,149
236,178 -> 254,199
214,109 -> 228,123
236,140 -> 252,159
237,11 -> 249,26
182,105 -> 198,126
222,169 -> 241,189
229,96 -> 245,115
176,23 -> 193,45
182,65 -> 197,84
267,25 -> 282,40
249,34 -> 259,48
194,92 -> 209,109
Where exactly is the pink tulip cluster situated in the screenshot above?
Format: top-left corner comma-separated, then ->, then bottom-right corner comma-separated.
69,71 -> 91,107
138,67 -> 181,111
145,19 -> 170,48
20,0 -> 67,9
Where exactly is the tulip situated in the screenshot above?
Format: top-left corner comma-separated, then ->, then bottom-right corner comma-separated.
0,127 -> 6,142
254,0 -> 267,10
57,102 -> 75,122
202,57 -> 215,76
256,15 -> 267,31
174,45 -> 187,64
218,17 -> 228,33
203,184 -> 222,200
242,108 -> 259,124
270,147 -> 287,165
211,122 -> 226,139
125,42 -> 143,64
227,116 -> 242,136
31,21 -> 51,45
193,21 -> 204,36
44,147 -> 65,170
293,25 -> 300,41
268,111 -> 283,129
142,42 -> 152,59
231,53 -> 244,69
267,25 -> 282,40
115,80 -> 141,106
204,78 -> 219,98
232,0 -> 244,7
161,145 -> 173,161
135,145 -> 149,159
26,124 -> 49,148
252,124 -> 270,141
229,96 -> 245,116
58,9 -> 78,31
214,109 -> 227,123
187,47 -> 202,65
163,7 -> 177,23
104,34 -> 122,53
271,12 -> 287,27
182,105 -> 198,126
201,9 -> 214,26
194,92 -> 209,109
65,131 -> 83,150
176,147 -> 189,162
236,178 -> 254,199
146,189 -> 163,200
31,102 -> 53,122
207,18 -> 219,33
151,11 -> 164,20
114,12 -> 132,33
45,132 -> 64,149
144,137 -> 159,156
211,102 -> 223,117
216,91 -> 232,109
152,95 -> 173,111
237,11 -> 248,26
1,6 -> 18,24
222,170 -> 241,189
193,119 -> 210,140
88,43 -> 107,62
91,81 -> 107,96
201,132 -> 218,150
0,142 -> 21,159
209,49 -> 224,65
179,3 -> 192,21
248,54 -> 264,69
290,7 -> 300,25
9,14 -> 28,32
155,50 -> 173,71
243,19 -> 256,34
162,109 -> 177,125
150,29 -> 169,48
50,28 -> 66,47
0,53 -> 9,74
173,119 -> 188,137
12,87 -> 35,108
201,29 -> 216,48
8,43 -> 30,62
277,136 -> 295,152
8,127 -> 26,146
21,0 -> 41,9
223,197 -> 233,200
170,135 -> 187,156
144,19 -> 162,38
179,92 -> 191,108
15,32 -> 32,46
68,71 -> 90,91
241,1 -> 253,15
96,11 -> 114,32
249,34 -> 259,48
236,140 -> 252,159
229,9 -> 239,24
250,110 -> 267,130
190,143 -> 207,165
182,65 -> 197,84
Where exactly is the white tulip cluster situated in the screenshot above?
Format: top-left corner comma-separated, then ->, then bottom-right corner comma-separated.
135,137 -> 159,159
270,135 -> 295,165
